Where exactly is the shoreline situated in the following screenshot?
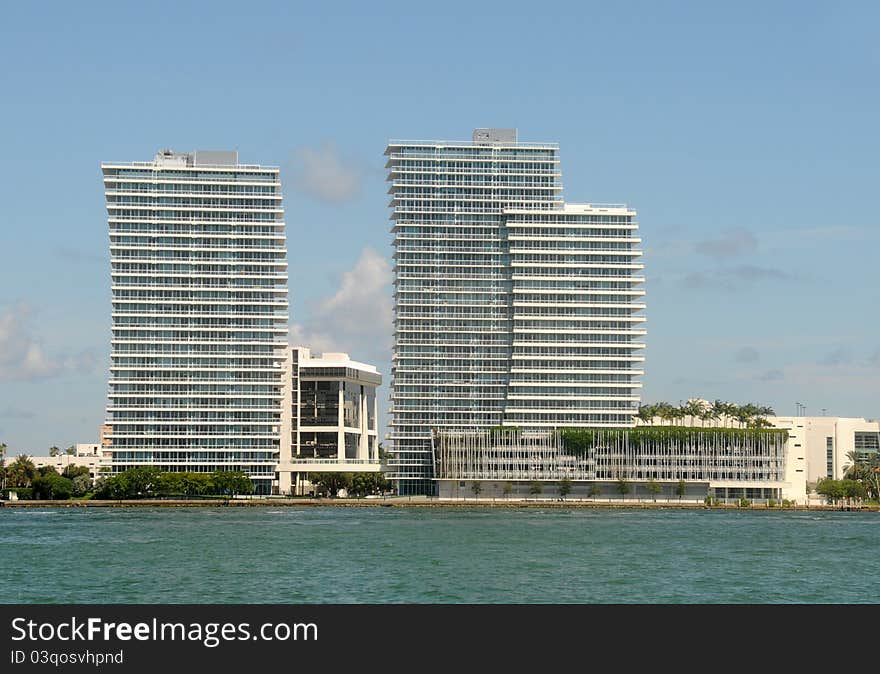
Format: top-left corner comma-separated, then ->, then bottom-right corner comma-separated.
1,498 -> 877,512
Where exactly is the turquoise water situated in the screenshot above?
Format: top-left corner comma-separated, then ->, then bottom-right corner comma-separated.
2,507 -> 878,603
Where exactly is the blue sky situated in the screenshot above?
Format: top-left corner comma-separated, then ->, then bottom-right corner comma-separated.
1,1 -> 879,454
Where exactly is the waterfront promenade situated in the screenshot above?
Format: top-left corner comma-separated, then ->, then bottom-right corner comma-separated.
2,497 -> 876,511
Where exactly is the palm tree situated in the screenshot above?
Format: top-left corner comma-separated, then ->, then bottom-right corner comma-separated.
732,405 -> 750,428
655,402 -> 674,425
587,483 -> 601,500
712,400 -> 730,427
7,455 -> 37,488
867,458 -> 880,501
740,403 -> 761,427
684,400 -> 704,426
671,406 -> 686,427
843,450 -> 867,481
699,405 -> 716,428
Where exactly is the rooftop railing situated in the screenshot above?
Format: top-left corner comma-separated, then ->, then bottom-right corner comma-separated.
387,139 -> 558,148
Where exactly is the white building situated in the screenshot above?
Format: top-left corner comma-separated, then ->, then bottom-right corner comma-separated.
75,443 -> 100,457
278,347 -> 382,495
101,150 -> 289,494
386,129 -> 644,494
435,426 -> 805,503
768,416 -> 879,484
25,454 -> 102,482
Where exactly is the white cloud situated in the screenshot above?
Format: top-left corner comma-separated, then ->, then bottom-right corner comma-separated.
291,247 -> 392,364
289,142 -> 363,204
0,304 -> 98,381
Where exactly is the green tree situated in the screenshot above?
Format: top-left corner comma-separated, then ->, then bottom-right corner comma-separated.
127,466 -> 163,498
371,473 -> 392,495
71,474 -> 91,497
44,473 -> 73,500
94,471 -> 126,499
65,445 -> 76,456
0,443 -> 6,491
558,478 -> 572,499
675,479 -> 687,500
348,472 -> 387,497
502,482 -> 513,499
179,472 -> 212,496
348,473 -> 368,497
471,481 -> 482,499
94,466 -> 163,499
683,399 -> 704,426
587,483 -> 601,499
646,478 -> 662,502
210,470 -> 253,497
528,481 -> 543,496
841,479 -> 867,501
616,478 -> 631,498
843,450 -> 867,481
158,472 -> 184,496
7,455 -> 37,488
48,446 -> 60,457
62,465 -> 90,480
32,467 -> 74,500
816,478 -> 845,504
309,472 -> 352,497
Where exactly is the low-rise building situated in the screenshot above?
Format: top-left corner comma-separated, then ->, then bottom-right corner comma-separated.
25,453 -> 102,482
768,416 -> 879,484
278,347 -> 382,495
435,426 -> 804,503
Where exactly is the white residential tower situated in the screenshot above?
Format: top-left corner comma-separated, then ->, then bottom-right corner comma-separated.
101,150 -> 288,494
386,129 -> 645,494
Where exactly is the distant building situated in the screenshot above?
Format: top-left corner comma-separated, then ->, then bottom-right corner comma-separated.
278,347 -> 381,495
27,454 -> 102,483
768,416 -> 879,483
75,443 -> 100,457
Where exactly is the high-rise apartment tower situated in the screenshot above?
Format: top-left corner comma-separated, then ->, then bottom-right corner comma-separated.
101,150 -> 288,494
386,129 -> 645,494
